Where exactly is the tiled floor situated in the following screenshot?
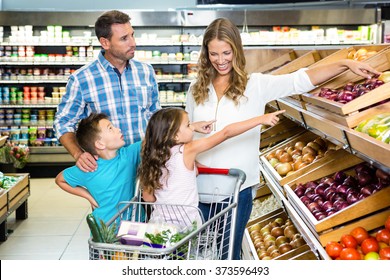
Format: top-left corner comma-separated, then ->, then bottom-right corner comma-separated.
0,178 -> 91,260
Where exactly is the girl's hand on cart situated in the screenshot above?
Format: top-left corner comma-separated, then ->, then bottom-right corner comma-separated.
195,162 -> 209,176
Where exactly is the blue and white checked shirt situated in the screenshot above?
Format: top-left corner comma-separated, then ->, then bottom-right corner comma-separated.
54,50 -> 160,145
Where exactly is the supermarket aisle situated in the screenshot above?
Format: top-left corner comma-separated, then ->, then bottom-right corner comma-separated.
0,178 -> 91,260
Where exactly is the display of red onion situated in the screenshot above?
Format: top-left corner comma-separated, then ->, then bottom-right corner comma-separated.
294,163 -> 389,221
318,77 -> 385,104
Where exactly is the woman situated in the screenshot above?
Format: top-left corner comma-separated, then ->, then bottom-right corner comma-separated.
186,17 -> 380,260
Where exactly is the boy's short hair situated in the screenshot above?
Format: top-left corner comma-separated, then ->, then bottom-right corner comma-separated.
76,113 -> 109,155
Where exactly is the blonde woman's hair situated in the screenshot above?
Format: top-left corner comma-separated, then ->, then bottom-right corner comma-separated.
192,17 -> 248,105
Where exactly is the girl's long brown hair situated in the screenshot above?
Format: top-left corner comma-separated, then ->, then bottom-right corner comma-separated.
191,17 -> 248,106
138,108 -> 185,193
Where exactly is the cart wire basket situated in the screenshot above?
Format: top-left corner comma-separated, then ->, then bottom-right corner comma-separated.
88,167 -> 246,260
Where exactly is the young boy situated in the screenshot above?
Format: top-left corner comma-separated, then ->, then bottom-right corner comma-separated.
55,113 -> 141,225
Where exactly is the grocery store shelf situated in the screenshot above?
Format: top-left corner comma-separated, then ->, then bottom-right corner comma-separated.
0,104 -> 58,108
28,146 -> 74,163
0,79 -> 68,84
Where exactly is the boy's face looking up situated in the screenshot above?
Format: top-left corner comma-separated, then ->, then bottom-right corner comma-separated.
96,118 -> 125,151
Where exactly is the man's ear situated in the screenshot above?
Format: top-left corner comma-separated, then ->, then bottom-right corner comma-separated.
99,37 -> 110,50
95,139 -> 105,150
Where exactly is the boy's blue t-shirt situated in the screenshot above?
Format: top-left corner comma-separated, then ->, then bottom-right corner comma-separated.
63,141 -> 141,225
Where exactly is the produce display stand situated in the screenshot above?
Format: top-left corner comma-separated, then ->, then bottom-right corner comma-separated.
302,49 -> 390,116
308,44 -> 390,71
276,98 -> 306,126
266,100 -> 279,111
242,208 -> 284,260
318,208 -> 390,247
300,109 -> 351,145
244,209 -> 324,260
304,99 -> 390,129
247,46 -> 390,261
283,160 -> 390,242
271,90 -> 390,171
256,50 -> 298,74
260,117 -> 305,149
303,44 -> 390,92
260,130 -> 349,187
271,49 -> 339,109
344,127 -> 390,169
270,50 -> 322,75
0,173 -> 30,241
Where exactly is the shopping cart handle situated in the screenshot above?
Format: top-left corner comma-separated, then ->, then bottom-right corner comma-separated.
197,167 -> 246,183
197,167 -> 230,175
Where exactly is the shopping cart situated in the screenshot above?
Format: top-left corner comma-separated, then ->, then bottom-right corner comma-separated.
88,167 -> 246,260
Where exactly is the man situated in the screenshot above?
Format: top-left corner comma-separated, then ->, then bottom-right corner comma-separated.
54,10 -> 160,172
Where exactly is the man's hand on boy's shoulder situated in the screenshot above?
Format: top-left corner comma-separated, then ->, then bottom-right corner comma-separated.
76,152 -> 98,172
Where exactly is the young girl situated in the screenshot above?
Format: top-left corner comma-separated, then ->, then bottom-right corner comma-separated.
138,107 -> 284,228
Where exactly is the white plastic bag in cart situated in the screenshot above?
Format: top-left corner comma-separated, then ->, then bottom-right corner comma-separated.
197,173 -> 238,203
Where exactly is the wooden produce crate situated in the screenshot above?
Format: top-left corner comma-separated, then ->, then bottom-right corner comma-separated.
248,207 -> 284,228
308,45 -> 390,71
344,127 -> 390,168
257,50 -> 297,74
260,117 -> 305,149
259,129 -> 306,158
301,48 -> 390,116
266,100 -> 279,111
0,136 -> 8,147
260,130 -> 347,186
300,109 -> 350,145
280,45 -> 390,109
305,100 -> 390,129
284,161 -> 390,237
245,210 -> 318,260
7,174 -> 29,210
279,95 -> 307,110
254,184 -> 272,198
0,173 -> 30,222
277,98 -> 305,125
289,248 -> 318,260
270,50 -> 322,75
0,189 -> 7,218
318,207 -> 390,247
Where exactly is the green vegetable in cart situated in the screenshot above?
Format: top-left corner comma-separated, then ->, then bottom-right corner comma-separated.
86,214 -> 103,243
98,220 -> 119,244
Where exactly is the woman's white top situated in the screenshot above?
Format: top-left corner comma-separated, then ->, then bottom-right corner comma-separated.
186,69 -> 315,201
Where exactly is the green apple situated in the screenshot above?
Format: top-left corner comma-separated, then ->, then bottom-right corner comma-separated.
364,251 -> 380,260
